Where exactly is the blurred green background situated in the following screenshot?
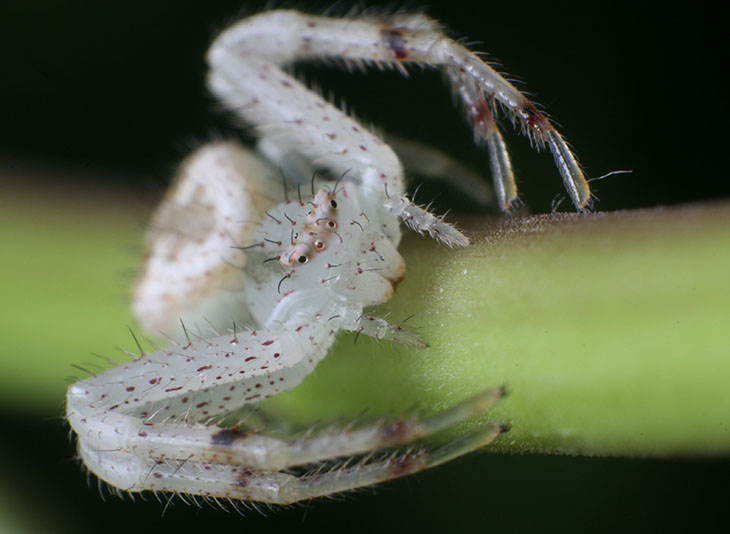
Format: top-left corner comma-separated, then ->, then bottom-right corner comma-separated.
1,1 -> 728,532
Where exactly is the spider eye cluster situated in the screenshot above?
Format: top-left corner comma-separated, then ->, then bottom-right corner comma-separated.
279,188 -> 340,267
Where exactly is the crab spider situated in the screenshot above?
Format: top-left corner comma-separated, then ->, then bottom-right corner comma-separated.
67,150 -> 506,502
68,8 -> 591,504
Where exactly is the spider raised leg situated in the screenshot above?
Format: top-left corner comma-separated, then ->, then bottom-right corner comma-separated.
208,9 -> 590,212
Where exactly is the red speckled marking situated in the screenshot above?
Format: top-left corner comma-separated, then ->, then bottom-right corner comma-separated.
381,27 -> 408,59
520,102 -> 546,130
473,100 -> 493,125
388,452 -> 424,476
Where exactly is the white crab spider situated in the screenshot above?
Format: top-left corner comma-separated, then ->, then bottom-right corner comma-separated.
67,158 -> 506,502
67,8 -> 590,504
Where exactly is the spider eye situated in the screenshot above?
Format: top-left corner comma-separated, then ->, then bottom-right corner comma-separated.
314,240 -> 326,251
327,220 -> 337,229
282,242 -> 312,266
330,199 -> 338,209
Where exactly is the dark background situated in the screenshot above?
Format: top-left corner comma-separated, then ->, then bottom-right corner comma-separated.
1,1 -> 728,532
2,1 -> 728,210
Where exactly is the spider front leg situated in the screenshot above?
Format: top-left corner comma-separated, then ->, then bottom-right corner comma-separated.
208,9 -> 591,211
215,412 -> 507,505
74,385 -> 506,503
67,319 -> 337,493
207,12 -> 471,250
209,50 -> 469,247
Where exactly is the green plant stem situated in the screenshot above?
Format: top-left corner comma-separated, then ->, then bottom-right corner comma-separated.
264,203 -> 730,457
3,181 -> 729,456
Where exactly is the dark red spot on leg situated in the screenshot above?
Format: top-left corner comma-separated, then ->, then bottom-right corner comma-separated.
380,420 -> 411,445
211,427 -> 249,447
389,451 -> 425,476
381,28 -> 408,60
519,102 -> 547,130
236,467 -> 256,488
473,100 -> 494,125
